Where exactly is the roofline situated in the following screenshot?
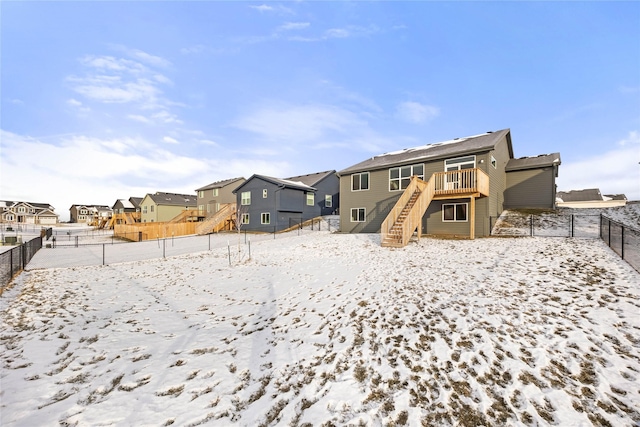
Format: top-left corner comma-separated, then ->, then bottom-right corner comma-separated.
233,174 -> 317,193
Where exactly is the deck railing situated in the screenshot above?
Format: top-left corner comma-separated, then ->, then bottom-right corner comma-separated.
381,176 -> 434,246
432,168 -> 490,198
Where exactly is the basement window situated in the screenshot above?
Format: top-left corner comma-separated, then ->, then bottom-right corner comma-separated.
350,208 -> 366,222
442,203 -> 468,222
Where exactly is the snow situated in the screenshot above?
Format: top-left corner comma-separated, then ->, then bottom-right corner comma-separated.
1,221 -> 640,426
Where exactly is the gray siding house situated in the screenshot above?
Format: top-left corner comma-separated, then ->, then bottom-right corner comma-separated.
232,171 -> 338,232
337,129 -> 560,244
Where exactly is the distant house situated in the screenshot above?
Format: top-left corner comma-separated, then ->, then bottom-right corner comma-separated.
195,177 -> 245,215
111,197 -> 143,225
337,129 -> 561,246
0,200 -> 59,225
112,197 -> 143,214
69,204 -> 112,224
232,171 -> 339,232
139,192 -> 198,223
557,189 -> 627,208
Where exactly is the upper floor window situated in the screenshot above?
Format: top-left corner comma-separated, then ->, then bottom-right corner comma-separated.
241,191 -> 251,205
212,189 -> 219,197
351,172 -> 369,191
143,206 -> 148,214
389,164 -> 424,191
306,192 -> 314,206
150,205 -> 154,212
325,195 -> 332,208
198,191 -> 204,198
491,156 -> 497,169
263,189 -> 268,198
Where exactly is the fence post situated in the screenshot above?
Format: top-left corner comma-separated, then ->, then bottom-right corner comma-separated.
530,215 -> 533,236
103,244 -> 106,266
571,215 -> 574,238
75,235 -> 79,247
163,239 -> 166,259
621,226 -> 624,260
608,220 -> 611,247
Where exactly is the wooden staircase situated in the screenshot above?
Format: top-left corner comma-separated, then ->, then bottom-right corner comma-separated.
381,176 -> 434,247
195,203 -> 237,235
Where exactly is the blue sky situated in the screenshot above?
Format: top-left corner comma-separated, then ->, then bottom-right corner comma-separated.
1,1 -> 639,220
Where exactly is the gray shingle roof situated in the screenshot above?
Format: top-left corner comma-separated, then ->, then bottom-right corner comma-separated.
506,153 -> 561,171
557,189 -> 603,202
284,170 -> 336,187
338,129 -> 512,175
148,192 -> 198,206
196,177 -> 245,192
233,175 -> 316,193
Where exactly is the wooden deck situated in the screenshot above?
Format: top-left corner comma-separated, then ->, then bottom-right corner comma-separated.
381,169 -> 489,247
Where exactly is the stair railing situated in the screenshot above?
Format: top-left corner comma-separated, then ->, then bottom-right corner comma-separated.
381,176 -> 432,245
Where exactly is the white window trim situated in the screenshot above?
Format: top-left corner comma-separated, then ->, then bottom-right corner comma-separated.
261,212 -> 270,224
263,189 -> 268,198
442,203 -> 468,222
445,155 -> 476,171
212,189 -> 219,197
306,192 -> 314,206
241,191 -> 251,206
325,195 -> 332,208
491,155 -> 497,169
389,164 -> 424,192
241,213 -> 250,224
351,172 -> 370,191
350,207 -> 366,222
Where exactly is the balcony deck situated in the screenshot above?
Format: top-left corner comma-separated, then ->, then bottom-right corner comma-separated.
431,168 -> 490,199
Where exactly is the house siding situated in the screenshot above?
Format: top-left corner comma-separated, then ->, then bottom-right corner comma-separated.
197,179 -> 245,214
505,167 -> 556,209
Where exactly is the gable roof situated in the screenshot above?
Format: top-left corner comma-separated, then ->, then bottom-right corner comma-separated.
196,177 -> 245,192
604,194 -> 627,201
233,174 -> 316,193
556,189 -> 603,202
284,170 -> 336,187
129,197 -> 143,208
145,192 -> 198,206
338,129 -> 513,175
1,200 -> 55,210
506,153 -> 561,172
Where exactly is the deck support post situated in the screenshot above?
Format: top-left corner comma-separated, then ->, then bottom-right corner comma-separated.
469,196 -> 475,240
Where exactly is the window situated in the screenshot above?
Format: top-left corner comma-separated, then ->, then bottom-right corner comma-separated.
261,212 -> 270,224
445,155 -> 476,189
212,189 -> 219,197
80,209 -> 87,215
306,192 -> 314,206
442,203 -> 468,222
350,208 -> 366,222
263,189 -> 268,198
491,156 -> 497,169
241,213 -> 250,224
150,205 -> 154,212
198,191 -> 204,198
351,172 -> 369,191
198,204 -> 204,212
389,164 -> 424,191
143,206 -> 148,214
241,191 -> 251,205
325,195 -> 333,208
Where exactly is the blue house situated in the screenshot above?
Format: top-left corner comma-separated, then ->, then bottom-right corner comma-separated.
232,170 -> 339,232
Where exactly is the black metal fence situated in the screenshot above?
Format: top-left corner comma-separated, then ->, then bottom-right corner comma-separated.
490,214 -> 602,238
0,236 -> 43,288
600,216 -> 640,273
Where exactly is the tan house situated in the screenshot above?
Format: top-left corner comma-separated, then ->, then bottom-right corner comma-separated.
69,204 -> 112,224
1,200 -> 59,225
338,129 -> 561,246
139,192 -> 198,223
195,177 -> 245,215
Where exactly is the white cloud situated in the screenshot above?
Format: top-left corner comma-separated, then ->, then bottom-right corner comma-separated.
557,131 -> 640,201
127,114 -> 152,124
249,4 -> 293,14
152,111 -> 183,125
277,22 -> 310,32
162,136 -> 179,144
0,130 -> 211,220
109,45 -> 172,68
395,101 -> 439,124
199,139 -> 219,146
9,99 -> 24,105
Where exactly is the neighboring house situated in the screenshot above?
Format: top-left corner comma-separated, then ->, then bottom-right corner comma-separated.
69,204 -> 112,224
557,189 -> 627,208
337,129 -> 561,246
284,171 -> 340,217
232,171 -> 338,232
195,177 -> 245,215
112,197 -> 143,214
0,200 -> 59,225
139,192 -> 198,223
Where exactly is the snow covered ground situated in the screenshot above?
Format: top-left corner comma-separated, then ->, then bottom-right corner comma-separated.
1,225 -> 639,426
